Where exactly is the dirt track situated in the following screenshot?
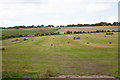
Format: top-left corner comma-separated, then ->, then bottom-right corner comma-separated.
50,75 -> 119,80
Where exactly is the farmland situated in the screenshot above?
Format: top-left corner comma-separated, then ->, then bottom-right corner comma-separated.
2,28 -> 59,36
2,26 -> 118,36
2,29 -> 118,78
57,26 -> 118,34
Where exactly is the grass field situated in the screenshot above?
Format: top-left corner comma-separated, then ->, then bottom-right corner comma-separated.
2,32 -> 118,78
2,28 -> 58,36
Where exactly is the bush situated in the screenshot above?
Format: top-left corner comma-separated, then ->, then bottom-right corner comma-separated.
66,31 -> 72,34
83,31 -> 86,33
112,30 -> 115,32
74,31 -> 77,34
79,31 -> 82,33
41,34 -> 44,36
101,30 -> 105,32
2,35 -> 5,36
96,30 -> 100,33
24,35 -> 28,37
57,32 -> 60,35
35,33 -> 40,36
107,30 -> 110,32
45,69 -> 57,77
90,31 -> 93,33
45,33 -> 49,36
19,35 -> 23,37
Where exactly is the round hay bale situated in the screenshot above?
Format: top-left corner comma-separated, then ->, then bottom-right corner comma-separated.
0,48 -> 5,51
16,39 -> 18,41
86,42 -> 89,44
109,42 -> 112,44
51,44 -> 54,46
24,38 -> 28,41
73,36 -> 76,40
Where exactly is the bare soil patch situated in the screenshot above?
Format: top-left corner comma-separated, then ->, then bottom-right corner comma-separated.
50,75 -> 117,78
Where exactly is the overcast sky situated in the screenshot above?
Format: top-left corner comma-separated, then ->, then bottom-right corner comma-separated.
0,0 -> 119,27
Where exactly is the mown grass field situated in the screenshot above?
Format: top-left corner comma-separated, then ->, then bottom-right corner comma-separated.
2,28 -> 58,36
2,32 -> 118,78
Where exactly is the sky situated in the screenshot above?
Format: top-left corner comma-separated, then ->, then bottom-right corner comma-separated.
0,0 -> 119,27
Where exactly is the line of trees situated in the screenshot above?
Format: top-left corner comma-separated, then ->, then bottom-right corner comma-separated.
34,32 -> 59,36
2,34 -> 28,40
2,29 -> 120,40
1,25 -> 55,29
2,32 -> 60,40
1,22 -> 120,29
66,22 -> 120,27
64,30 -> 120,34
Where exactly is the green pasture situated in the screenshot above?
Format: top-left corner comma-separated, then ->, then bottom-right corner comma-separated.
2,28 -> 58,36
2,32 -> 118,78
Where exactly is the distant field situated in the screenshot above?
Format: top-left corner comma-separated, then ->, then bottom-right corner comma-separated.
57,26 -> 118,34
2,26 -> 118,37
2,32 -> 118,78
2,28 -> 59,36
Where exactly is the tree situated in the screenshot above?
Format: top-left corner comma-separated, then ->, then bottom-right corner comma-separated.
74,31 -> 77,34
96,30 -> 100,33
83,31 -> 86,33
113,22 -> 118,26
66,31 -> 72,34
41,25 -> 44,27
35,33 -> 40,36
37,25 -> 41,28
112,30 -> 115,32
100,22 -> 107,26
107,30 -> 110,32
60,25 -> 64,27
57,32 -> 60,34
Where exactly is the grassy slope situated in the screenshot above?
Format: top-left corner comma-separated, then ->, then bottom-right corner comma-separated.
2,28 -> 58,36
2,32 -> 118,78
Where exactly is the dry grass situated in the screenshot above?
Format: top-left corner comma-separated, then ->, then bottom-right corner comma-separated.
57,26 -> 118,34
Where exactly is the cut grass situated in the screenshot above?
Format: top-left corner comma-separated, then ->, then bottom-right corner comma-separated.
2,32 -> 118,78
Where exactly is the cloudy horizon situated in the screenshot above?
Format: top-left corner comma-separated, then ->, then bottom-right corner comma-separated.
0,0 -> 119,27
